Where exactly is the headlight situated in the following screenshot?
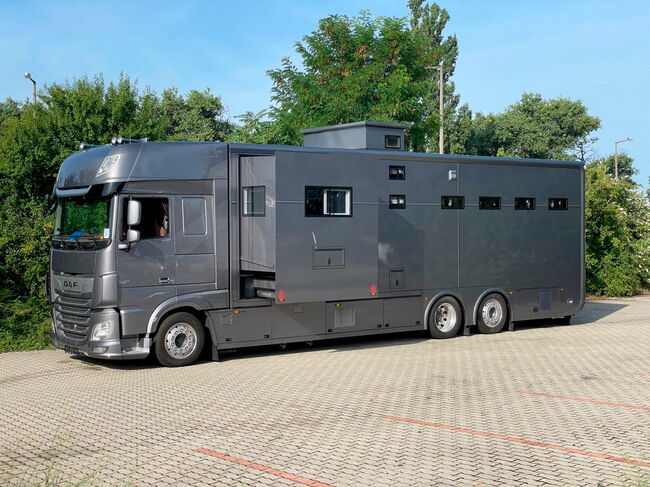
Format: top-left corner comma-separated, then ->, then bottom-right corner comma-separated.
91,321 -> 114,340
96,155 -> 120,177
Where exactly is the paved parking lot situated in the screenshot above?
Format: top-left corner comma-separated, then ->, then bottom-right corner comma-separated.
1,296 -> 649,487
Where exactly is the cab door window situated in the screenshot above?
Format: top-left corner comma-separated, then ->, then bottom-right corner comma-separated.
122,198 -> 169,240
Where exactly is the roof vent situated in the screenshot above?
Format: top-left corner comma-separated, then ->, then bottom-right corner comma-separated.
301,121 -> 408,151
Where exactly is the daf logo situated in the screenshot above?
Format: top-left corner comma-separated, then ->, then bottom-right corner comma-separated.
63,280 -> 79,290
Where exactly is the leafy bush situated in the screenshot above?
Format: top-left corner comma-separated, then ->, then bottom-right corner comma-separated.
585,163 -> 650,296
0,290 -> 51,352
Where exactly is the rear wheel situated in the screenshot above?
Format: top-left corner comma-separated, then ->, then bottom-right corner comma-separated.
477,293 -> 508,334
155,312 -> 205,367
428,296 -> 462,339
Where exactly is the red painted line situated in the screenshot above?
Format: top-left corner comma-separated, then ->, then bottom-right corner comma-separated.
635,373 -> 650,377
519,390 -> 650,411
380,415 -> 650,468
196,448 -> 334,487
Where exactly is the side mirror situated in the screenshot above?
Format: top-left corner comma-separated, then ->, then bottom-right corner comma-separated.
126,229 -> 140,243
127,200 -> 141,226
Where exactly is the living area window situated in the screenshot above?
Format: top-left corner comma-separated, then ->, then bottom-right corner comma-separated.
242,186 -> 266,216
305,186 -> 352,217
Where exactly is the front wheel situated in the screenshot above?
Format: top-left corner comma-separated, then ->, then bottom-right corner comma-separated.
427,296 -> 462,339
477,293 -> 508,334
155,312 -> 205,367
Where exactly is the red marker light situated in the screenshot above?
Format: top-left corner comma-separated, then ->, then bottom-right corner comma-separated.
370,284 -> 377,296
277,289 -> 286,302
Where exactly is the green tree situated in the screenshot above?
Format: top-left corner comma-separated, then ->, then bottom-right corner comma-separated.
451,93 -> 600,160
226,110 -> 281,144
494,93 -> 600,159
0,98 -> 24,127
267,3 -> 458,150
0,75 -> 231,299
408,0 -> 459,152
585,162 -> 650,296
160,87 -> 232,142
596,153 -> 637,181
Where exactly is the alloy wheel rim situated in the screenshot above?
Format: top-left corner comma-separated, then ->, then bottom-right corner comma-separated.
434,303 -> 457,332
481,299 -> 503,327
164,323 -> 197,359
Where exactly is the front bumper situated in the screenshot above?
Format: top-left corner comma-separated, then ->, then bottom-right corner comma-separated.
52,329 -> 151,360
51,305 -> 150,360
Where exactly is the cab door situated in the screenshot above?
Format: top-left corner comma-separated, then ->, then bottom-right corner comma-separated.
116,195 -> 176,336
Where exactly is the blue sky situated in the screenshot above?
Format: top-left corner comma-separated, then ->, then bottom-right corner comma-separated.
1,0 -> 648,186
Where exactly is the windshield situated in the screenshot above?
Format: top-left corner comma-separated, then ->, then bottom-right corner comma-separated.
53,199 -> 111,249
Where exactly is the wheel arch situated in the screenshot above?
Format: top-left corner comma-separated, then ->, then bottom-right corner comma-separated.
423,291 -> 466,331
146,297 -> 209,339
472,288 -> 512,326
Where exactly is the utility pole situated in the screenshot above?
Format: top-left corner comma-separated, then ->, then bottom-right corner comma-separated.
614,137 -> 633,180
24,72 -> 36,104
426,64 -> 444,154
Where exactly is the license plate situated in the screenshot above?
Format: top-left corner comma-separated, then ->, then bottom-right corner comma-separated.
64,345 -> 79,355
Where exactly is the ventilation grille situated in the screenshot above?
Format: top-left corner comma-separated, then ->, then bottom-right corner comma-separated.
334,308 -> 355,328
540,292 -> 552,311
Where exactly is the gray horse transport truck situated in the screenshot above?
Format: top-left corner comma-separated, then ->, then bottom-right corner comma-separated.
49,121 -> 585,366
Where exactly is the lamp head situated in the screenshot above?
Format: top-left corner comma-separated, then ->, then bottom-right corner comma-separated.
24,72 -> 31,79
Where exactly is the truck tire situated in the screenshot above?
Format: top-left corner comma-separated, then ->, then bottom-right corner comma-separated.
477,293 -> 507,334
155,312 -> 205,367
427,296 -> 462,339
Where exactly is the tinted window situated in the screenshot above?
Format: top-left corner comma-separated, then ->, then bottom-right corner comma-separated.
305,187 -> 352,217
389,195 -> 406,209
242,186 -> 265,216
182,197 -> 207,235
441,196 -> 464,209
385,135 -> 402,149
548,198 -> 568,210
479,196 -> 501,210
389,165 -> 405,180
515,197 -> 536,210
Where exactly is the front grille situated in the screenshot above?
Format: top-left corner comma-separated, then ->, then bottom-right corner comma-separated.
54,299 -> 92,343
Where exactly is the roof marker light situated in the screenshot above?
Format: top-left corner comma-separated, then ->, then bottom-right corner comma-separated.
96,154 -> 120,177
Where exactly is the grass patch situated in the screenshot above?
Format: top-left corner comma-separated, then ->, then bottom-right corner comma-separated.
0,289 -> 52,352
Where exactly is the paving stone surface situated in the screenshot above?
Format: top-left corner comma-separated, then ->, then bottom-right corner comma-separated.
0,297 -> 649,486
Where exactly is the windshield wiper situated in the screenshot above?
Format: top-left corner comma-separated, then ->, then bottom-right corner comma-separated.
77,237 -> 99,250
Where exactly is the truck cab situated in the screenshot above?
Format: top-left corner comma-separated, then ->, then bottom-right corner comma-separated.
50,140 -> 229,365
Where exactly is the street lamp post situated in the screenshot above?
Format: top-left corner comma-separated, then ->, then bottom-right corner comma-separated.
426,64 -> 444,154
614,137 -> 633,180
24,72 -> 36,105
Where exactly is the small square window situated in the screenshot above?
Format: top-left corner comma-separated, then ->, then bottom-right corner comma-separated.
389,165 -> 405,180
479,196 -> 501,210
548,198 -> 568,210
441,196 -> 464,209
515,197 -> 535,210
305,186 -> 352,217
389,195 -> 406,209
242,186 -> 266,216
385,135 -> 402,149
